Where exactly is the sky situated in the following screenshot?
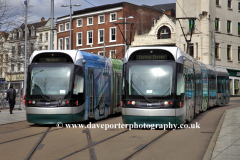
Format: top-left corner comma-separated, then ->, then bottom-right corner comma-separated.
6,0 -> 176,25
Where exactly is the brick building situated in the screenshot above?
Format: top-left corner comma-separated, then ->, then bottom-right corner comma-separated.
56,2 -> 163,59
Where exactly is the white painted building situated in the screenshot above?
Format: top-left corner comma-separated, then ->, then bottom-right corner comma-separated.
131,14 -> 176,47
36,18 -> 57,50
176,0 -> 240,95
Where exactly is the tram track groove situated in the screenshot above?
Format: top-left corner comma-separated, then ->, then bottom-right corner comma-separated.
123,130 -> 172,160
24,127 -> 51,160
57,129 -> 129,160
85,128 -> 96,160
0,124 -> 42,134
0,127 -> 62,145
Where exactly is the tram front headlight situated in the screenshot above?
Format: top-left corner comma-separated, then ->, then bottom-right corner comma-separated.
32,100 -> 36,105
164,101 -> 168,105
131,101 -> 135,105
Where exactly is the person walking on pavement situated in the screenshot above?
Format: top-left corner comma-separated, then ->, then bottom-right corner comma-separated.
6,84 -> 16,114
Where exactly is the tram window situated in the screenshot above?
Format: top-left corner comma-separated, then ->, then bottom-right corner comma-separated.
222,77 -> 226,93
177,73 -> 185,95
218,77 -> 222,93
73,67 -> 84,95
129,65 -> 173,96
122,75 -> 125,96
184,67 -> 188,97
226,77 -> 229,93
85,70 -> 88,96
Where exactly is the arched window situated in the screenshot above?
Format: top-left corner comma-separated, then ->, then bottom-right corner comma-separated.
157,26 -> 171,39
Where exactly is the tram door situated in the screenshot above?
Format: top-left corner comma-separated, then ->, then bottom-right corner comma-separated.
115,72 -> 121,113
89,68 -> 94,118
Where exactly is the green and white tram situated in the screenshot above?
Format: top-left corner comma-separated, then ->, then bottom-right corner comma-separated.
121,46 -> 230,126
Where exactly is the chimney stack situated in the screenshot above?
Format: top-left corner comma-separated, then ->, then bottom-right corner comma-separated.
41,17 -> 45,22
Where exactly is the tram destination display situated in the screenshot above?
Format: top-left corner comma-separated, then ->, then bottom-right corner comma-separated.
136,55 -> 167,60
38,57 -> 68,62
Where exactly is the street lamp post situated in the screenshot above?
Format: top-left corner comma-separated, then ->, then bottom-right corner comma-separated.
23,0 -> 28,109
118,16 -> 134,54
61,0 -> 80,50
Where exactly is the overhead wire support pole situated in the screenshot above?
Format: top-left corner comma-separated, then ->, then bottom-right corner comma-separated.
23,0 -> 28,109
50,0 -> 54,50
176,17 -> 198,54
114,22 -> 134,49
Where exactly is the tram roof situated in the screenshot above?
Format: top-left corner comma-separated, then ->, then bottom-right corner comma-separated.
29,50 -> 108,64
214,66 -> 229,76
124,46 -> 185,63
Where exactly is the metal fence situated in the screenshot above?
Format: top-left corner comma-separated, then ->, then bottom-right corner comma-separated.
0,81 -> 24,109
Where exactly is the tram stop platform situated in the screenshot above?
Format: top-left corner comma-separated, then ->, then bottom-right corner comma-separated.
1,99 -> 240,159
204,97 -> 240,160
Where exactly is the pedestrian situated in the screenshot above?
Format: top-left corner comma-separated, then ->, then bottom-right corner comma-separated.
6,84 -> 16,114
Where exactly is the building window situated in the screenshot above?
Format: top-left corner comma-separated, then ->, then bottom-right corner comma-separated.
227,21 -> 231,33
87,31 -> 93,45
5,55 -> 8,62
188,43 -> 194,57
45,46 -> 48,50
77,19 -> 83,27
65,23 -> 70,31
227,45 -> 231,60
215,43 -> 220,59
98,51 -> 104,56
216,0 -> 220,6
18,64 -> 21,71
31,30 -> 36,37
98,29 -> 104,43
17,45 -> 21,56
59,24 -> 63,32
238,23 -> 240,35
238,2 -> 240,11
12,46 -> 15,55
87,17 -> 93,25
110,27 -> 116,42
238,47 -> 240,61
228,0 -> 232,8
110,50 -> 116,58
11,64 -> 14,71
40,34 -> 42,42
152,18 -> 156,26
157,26 -> 171,39
110,13 -> 117,22
39,46 -> 42,50
45,33 -> 48,41
65,37 -> 69,50
0,55 -> 2,63
59,38 -> 63,50
98,15 -> 105,24
30,43 -> 34,53
196,43 -> 198,58
77,32 -> 82,46
215,18 -> 219,31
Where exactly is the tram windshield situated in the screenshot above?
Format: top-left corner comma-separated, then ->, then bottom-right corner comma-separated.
126,61 -> 176,98
28,63 -> 75,99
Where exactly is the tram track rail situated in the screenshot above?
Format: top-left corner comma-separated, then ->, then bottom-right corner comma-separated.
0,127 -> 62,145
57,127 -> 129,160
123,130 -> 172,160
25,127 -> 51,160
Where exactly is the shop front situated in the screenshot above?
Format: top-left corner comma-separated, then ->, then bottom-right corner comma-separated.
227,69 -> 240,96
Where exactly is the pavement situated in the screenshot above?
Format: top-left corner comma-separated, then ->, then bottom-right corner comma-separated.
0,98 -> 240,159
210,99 -> 240,160
0,104 -> 26,125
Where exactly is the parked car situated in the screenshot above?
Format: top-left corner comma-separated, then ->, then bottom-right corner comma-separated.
0,90 -> 7,107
